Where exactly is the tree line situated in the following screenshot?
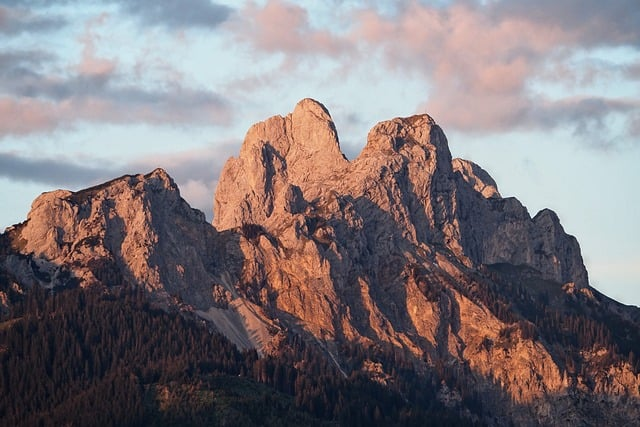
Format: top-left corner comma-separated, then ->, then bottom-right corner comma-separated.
0,284 -> 476,426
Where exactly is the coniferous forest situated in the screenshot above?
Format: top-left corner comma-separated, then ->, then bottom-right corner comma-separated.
0,283 -> 472,427
2,261 -> 640,426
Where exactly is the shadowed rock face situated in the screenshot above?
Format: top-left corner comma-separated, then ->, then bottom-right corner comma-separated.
214,98 -> 588,289
210,99 -> 635,424
2,99 -> 638,425
3,169 -> 234,309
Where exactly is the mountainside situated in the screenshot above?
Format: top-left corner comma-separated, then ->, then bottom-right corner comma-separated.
2,99 -> 639,426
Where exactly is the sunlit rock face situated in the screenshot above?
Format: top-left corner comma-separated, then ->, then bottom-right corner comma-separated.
4,169 -> 225,304
212,99 -> 636,424
2,99 -> 638,425
214,98 -> 588,290
1,168 -> 279,353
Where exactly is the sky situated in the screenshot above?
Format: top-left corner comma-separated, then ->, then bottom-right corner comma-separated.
0,0 -> 638,305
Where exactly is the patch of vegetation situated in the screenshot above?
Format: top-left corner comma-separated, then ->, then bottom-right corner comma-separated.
0,283 -> 477,426
480,263 -> 640,373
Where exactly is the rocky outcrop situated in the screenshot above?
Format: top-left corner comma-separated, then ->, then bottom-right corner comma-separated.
214,98 -> 348,231
214,98 -> 588,288
1,168 -> 272,352
4,169 -> 220,302
210,99 -> 635,423
1,98 -> 637,425
452,158 -> 501,199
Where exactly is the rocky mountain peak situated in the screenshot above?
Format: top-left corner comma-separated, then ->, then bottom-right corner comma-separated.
239,97 -> 345,164
359,114 -> 449,162
144,167 -> 178,191
452,158 -> 501,198
4,99 -> 635,426
5,169 -> 220,302
208,100 -> 637,423
214,98 -> 348,231
215,99 -> 587,288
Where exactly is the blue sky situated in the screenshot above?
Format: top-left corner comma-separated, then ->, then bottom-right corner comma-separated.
1,0 -> 639,305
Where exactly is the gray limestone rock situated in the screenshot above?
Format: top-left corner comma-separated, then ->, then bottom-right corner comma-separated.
1,99 -> 636,425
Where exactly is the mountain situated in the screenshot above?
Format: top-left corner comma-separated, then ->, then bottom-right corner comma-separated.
1,99 -> 639,426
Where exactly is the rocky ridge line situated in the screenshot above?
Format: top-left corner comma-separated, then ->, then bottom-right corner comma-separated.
214,98 -> 587,289
2,98 -> 638,426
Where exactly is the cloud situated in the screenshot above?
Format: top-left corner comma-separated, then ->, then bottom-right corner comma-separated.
0,88 -> 231,136
117,0 -> 232,30
0,5 -> 66,34
126,142 -> 239,219
234,0 -> 353,57
351,1 -> 640,142
128,145 -> 232,186
352,3 -> 553,128
533,97 -> 639,128
0,17 -> 232,136
625,61 -> 640,80
4,1 -> 638,149
489,0 -> 640,46
0,67 -> 232,135
76,13 -> 117,78
231,1 -> 640,146
0,49 -> 52,75
1,1 -> 232,31
0,152 -> 115,187
180,179 -> 217,218
629,113 -> 640,138
0,144 -> 235,188
0,142 -> 239,219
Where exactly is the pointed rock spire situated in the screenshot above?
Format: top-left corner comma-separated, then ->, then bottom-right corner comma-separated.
214,99 -> 589,290
213,98 -> 348,231
453,158 -> 501,199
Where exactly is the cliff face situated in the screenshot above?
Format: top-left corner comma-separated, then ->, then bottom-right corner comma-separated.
214,98 -> 587,289
212,99 -> 636,423
4,169 -> 222,303
2,99 -> 639,425
1,170 -> 274,352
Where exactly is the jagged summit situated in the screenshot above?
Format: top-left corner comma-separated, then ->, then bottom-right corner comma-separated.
214,98 -> 349,231
2,99 -> 639,426
452,158 -> 501,199
75,167 -> 176,195
214,99 -> 587,288
7,167 -> 214,299
358,113 -> 448,158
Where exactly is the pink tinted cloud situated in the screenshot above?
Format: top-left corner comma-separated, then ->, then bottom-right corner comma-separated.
234,0 -> 352,57
234,1 -> 561,131
350,2 -> 639,135
347,4 -> 541,130
0,85 -> 231,137
488,0 -> 640,47
0,5 -> 66,34
0,10 -> 232,137
0,18 -> 231,136
76,14 -> 117,78
233,1 -> 638,139
0,97 -> 61,135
